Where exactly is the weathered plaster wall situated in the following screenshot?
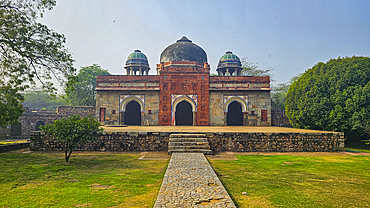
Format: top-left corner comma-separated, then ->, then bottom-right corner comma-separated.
209,91 -> 271,126
96,90 -> 160,126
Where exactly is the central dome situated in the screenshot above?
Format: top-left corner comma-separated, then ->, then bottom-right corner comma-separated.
160,36 -> 207,63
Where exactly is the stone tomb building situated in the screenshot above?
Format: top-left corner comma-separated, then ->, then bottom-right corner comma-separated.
96,37 -> 271,126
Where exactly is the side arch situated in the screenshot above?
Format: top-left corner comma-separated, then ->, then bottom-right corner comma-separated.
224,96 -> 248,112
120,95 -> 144,112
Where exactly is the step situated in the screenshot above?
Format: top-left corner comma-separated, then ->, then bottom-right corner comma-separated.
169,138 -> 208,142
168,145 -> 211,150
170,134 -> 206,138
168,141 -> 209,146
168,149 -> 213,155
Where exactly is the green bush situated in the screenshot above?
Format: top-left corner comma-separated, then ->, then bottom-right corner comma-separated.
41,114 -> 103,162
286,56 -> 370,140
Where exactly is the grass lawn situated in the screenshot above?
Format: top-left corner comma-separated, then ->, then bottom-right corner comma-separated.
0,140 -> 28,145
0,151 -> 168,208
210,154 -> 370,208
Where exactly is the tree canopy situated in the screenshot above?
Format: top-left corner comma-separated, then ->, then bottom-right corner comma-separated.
0,85 -> 24,128
41,114 -> 103,162
0,0 -> 75,126
271,74 -> 301,110
65,64 -> 110,106
22,89 -> 67,110
286,56 -> 370,140
240,57 -> 273,77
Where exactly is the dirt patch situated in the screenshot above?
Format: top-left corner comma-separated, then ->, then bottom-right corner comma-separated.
88,183 -> 114,189
75,203 -> 91,207
138,151 -> 170,160
206,152 -> 238,160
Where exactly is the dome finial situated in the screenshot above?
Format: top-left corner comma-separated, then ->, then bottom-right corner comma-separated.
177,36 -> 192,43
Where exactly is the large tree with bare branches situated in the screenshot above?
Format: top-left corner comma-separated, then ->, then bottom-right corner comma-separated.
0,0 -> 75,127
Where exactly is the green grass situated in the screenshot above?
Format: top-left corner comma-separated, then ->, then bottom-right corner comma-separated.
0,152 -> 168,208
210,155 -> 370,208
0,140 -> 28,145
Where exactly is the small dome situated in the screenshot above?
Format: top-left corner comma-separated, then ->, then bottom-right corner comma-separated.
217,51 -> 241,67
219,51 -> 240,62
126,49 -> 149,65
160,36 -> 207,63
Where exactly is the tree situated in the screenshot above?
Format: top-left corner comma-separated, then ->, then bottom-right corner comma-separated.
0,85 -> 24,128
23,89 -> 67,110
240,57 -> 273,77
271,74 -> 301,110
66,64 -> 110,106
41,115 -> 103,162
0,0 -> 76,126
286,56 -> 370,140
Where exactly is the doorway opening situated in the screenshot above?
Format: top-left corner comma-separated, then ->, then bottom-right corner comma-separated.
175,101 -> 193,125
124,101 -> 141,125
227,101 -> 243,126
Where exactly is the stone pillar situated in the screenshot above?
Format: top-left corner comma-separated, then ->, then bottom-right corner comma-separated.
243,112 -> 248,126
120,112 -> 125,125
193,112 -> 196,126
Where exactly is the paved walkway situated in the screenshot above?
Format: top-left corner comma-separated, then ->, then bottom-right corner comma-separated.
154,153 -> 236,208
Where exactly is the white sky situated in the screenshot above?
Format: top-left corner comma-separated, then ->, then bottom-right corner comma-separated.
38,0 -> 370,85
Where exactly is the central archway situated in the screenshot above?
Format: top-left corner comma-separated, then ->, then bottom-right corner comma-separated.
125,101 -> 141,125
227,101 -> 243,126
175,101 -> 193,125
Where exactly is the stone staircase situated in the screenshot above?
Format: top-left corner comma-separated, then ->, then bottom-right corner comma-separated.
168,133 -> 212,155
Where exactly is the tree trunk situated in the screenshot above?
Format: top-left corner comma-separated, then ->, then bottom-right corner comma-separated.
65,149 -> 73,162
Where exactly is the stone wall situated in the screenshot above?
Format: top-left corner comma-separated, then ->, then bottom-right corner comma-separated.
0,142 -> 30,153
30,131 -> 344,152
207,132 -> 345,152
56,106 -> 95,117
271,109 -> 292,127
18,106 -> 96,139
209,91 -> 271,126
30,131 -> 169,151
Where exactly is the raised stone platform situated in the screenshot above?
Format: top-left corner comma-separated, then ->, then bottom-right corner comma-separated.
154,153 -> 236,207
103,126 -> 340,134
30,126 -> 345,152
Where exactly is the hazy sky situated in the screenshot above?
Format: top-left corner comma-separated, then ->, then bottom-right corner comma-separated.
39,0 -> 370,85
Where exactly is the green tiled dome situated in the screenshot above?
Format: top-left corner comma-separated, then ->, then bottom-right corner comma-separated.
127,50 -> 148,60
219,51 -> 240,62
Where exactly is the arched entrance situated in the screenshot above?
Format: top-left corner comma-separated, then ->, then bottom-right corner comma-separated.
175,101 -> 193,125
35,121 -> 45,130
227,101 -> 243,126
125,101 -> 141,125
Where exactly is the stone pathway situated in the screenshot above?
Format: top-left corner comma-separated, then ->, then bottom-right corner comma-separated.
154,153 -> 236,208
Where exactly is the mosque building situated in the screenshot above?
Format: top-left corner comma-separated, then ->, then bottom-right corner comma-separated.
95,36 -> 271,126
